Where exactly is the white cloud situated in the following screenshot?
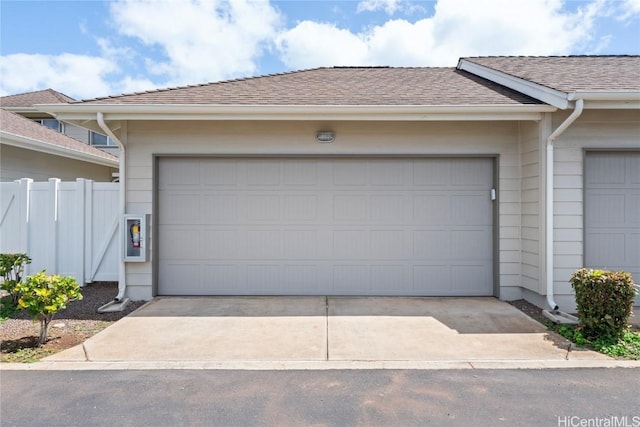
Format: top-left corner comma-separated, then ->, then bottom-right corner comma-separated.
356,0 -> 425,15
109,0 -> 282,86
357,0 -> 402,15
0,53 -> 117,99
1,0 -> 627,99
277,0 -> 605,69
616,0 -> 640,20
1,0 -> 283,98
276,21 -> 370,68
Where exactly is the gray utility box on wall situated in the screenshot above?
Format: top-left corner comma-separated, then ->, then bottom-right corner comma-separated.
123,214 -> 150,262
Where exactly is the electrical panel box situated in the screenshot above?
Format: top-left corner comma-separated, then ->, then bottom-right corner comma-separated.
123,214 -> 150,262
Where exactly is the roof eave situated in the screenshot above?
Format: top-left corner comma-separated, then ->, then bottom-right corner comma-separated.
1,106 -> 38,112
37,104 -> 556,123
457,59 -> 570,109
0,131 -> 119,168
0,106 -> 54,117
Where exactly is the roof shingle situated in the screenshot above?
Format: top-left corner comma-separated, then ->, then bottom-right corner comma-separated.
463,55 -> 640,93
77,67 -> 542,106
1,89 -> 75,108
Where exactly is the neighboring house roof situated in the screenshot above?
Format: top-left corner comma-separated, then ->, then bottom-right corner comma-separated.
462,55 -> 640,92
458,56 -> 640,109
0,88 -> 75,108
77,67 -> 543,106
0,109 -> 118,167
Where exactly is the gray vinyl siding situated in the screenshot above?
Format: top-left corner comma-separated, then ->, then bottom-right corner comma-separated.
115,110 -> 639,307
121,120 -> 522,301
550,109 -> 640,309
519,121 -> 542,294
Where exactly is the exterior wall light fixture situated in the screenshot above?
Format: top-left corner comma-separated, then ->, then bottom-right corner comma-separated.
316,131 -> 335,143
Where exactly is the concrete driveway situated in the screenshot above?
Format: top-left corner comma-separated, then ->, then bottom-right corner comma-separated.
43,296 -> 619,368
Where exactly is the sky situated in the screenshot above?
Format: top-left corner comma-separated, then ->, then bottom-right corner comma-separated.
1,0 -> 639,100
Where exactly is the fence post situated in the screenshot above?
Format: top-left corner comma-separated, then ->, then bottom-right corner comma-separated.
75,178 -> 87,285
17,178 -> 33,274
47,178 -> 60,274
84,179 -> 94,285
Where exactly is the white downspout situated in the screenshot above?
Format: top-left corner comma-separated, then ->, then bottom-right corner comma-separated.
545,98 -> 584,311
97,112 -> 127,301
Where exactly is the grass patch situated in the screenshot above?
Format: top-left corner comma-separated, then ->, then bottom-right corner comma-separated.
548,323 -> 640,360
1,346 -> 54,363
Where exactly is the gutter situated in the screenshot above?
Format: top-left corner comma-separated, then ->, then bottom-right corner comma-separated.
567,91 -> 640,102
96,112 -> 127,303
544,98 -> 584,312
37,103 -> 556,122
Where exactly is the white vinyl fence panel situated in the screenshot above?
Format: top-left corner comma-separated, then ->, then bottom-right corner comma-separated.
0,178 -> 119,284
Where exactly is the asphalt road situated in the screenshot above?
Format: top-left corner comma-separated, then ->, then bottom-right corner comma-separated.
1,368 -> 639,427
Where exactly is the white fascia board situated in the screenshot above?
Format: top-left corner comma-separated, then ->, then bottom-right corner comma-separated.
1,106 -> 39,113
0,131 -> 119,168
458,59 -> 570,109
569,91 -> 640,109
37,104 -> 556,122
582,100 -> 640,109
568,91 -> 640,101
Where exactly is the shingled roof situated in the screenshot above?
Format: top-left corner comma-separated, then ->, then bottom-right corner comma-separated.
462,56 -> 640,93
0,109 -> 117,164
1,89 -> 75,108
76,67 -> 542,106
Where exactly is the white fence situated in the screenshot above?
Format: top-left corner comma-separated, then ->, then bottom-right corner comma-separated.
0,178 -> 119,284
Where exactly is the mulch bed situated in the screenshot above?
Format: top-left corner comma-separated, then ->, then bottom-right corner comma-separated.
1,282 -> 145,362
506,299 -> 549,325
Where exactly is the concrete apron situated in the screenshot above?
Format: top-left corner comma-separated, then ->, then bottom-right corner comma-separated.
44,296 -> 614,365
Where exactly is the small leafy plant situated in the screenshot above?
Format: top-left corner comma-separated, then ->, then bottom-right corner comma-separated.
15,271 -> 82,346
0,253 -> 32,305
570,268 -> 637,340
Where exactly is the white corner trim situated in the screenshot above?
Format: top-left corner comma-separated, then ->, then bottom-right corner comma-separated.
0,131 -> 119,168
457,60 -> 570,109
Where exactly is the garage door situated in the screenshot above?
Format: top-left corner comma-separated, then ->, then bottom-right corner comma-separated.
157,157 -> 494,296
585,152 -> 640,304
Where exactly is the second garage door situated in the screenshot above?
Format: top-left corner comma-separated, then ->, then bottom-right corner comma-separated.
157,157 -> 494,296
585,151 -> 640,304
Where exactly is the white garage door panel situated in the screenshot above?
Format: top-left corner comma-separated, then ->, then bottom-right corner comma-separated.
158,158 -> 494,296
585,152 -> 640,304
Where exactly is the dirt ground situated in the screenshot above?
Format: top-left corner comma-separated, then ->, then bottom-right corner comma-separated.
1,282 -> 145,362
0,285 -> 555,363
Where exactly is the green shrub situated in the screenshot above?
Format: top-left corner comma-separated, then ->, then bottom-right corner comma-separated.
15,271 -> 82,346
570,268 -> 637,340
0,253 -> 31,304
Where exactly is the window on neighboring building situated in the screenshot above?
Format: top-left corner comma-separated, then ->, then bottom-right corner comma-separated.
89,131 -> 115,146
34,119 -> 63,133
